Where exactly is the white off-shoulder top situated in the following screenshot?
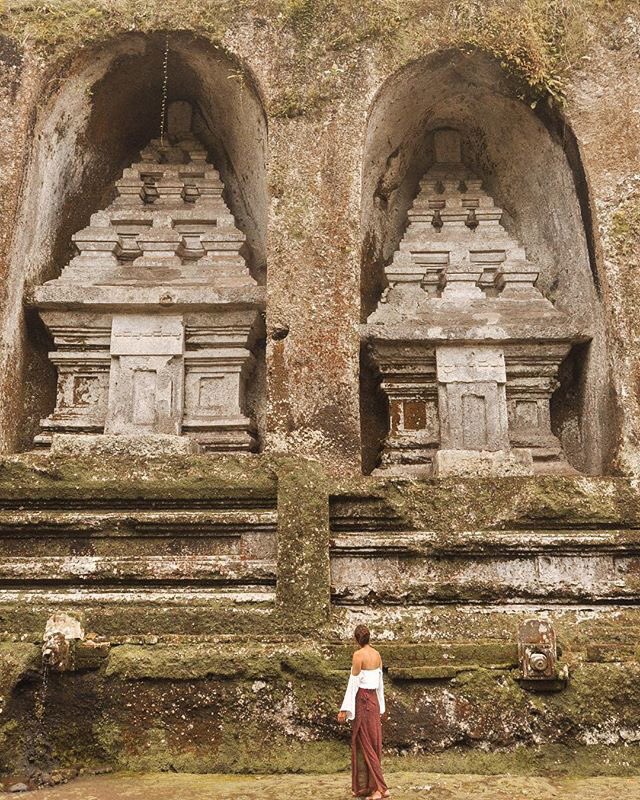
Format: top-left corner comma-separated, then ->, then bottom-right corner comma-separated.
340,667 -> 385,721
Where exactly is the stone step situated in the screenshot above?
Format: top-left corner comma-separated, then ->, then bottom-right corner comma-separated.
0,509 -> 277,562
0,555 -> 277,585
0,509 -> 278,536
325,640 -> 519,669
330,603 -> 640,647
330,527 -> 640,603
101,640 -> 520,680
330,528 -> 640,555
0,589 -> 276,641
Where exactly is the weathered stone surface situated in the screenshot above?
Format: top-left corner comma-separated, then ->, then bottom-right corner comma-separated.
4,635 -> 640,774
50,434 -> 202,457
0,0 -> 636,783
31,105 -> 262,454
433,448 -> 533,477
364,129 -> 586,477
275,459 -> 331,629
330,474 -> 640,606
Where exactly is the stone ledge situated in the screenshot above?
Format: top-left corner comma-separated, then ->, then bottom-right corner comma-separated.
73,640 -> 111,671
0,452 -> 278,503
104,644 -> 333,681
331,641 -> 519,668
388,663 -> 515,680
102,641 -> 521,681
50,434 -> 202,457
586,643 -> 639,662
0,555 -> 278,585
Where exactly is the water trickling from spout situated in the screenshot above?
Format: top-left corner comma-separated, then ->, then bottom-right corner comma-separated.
35,662 -> 50,723
31,661 -> 53,771
159,34 -> 170,146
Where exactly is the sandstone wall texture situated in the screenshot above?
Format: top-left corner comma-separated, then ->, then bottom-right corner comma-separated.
0,0 -> 639,787
0,1 -> 636,472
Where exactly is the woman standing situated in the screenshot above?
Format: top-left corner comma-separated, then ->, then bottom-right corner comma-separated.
337,624 -> 389,800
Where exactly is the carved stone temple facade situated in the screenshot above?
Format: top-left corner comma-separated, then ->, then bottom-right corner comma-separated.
364,129 -> 588,477
2,9 -> 640,779
32,102 -> 263,453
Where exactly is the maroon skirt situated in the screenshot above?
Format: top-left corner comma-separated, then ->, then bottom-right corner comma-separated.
351,688 -> 387,797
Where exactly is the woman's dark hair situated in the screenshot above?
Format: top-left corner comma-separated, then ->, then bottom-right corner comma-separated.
354,624 -> 370,646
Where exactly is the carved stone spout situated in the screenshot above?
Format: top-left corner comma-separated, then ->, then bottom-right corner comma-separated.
42,631 -> 71,672
42,613 -> 84,673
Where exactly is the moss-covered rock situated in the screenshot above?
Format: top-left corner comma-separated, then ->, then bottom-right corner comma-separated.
2,0 -> 636,107
104,644 -> 282,681
0,643 -> 40,711
275,458 -> 331,630
0,452 -> 277,503
2,638 -> 640,777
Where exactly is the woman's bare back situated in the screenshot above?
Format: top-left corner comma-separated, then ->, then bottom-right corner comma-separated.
353,644 -> 382,673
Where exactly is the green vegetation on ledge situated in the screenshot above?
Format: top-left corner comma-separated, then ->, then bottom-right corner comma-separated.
2,1 -> 637,109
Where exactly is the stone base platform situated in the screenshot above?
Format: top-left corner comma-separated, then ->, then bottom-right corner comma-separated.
50,433 -> 203,457
433,447 -> 534,477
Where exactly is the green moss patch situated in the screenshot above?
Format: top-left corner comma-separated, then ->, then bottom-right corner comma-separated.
105,644 -> 281,681
386,744 -> 640,778
375,475 -> 640,532
0,452 -> 277,503
610,191 -> 640,258
275,458 -> 331,630
3,1 -> 637,109
0,643 -> 39,697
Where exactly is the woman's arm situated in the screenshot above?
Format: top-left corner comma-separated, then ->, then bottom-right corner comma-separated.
338,672 -> 359,722
376,663 -> 386,717
337,652 -> 363,723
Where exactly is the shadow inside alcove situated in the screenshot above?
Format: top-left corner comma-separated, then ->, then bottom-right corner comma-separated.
12,31 -> 268,450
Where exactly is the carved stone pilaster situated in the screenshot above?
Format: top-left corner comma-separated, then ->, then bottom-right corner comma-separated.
370,342 -> 438,473
34,312 -> 111,446
504,343 -> 573,470
182,312 -> 258,452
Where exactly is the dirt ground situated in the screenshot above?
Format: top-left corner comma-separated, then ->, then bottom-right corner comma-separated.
16,771 -> 640,800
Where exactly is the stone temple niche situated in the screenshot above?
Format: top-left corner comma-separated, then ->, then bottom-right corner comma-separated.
364,129 -> 590,477
32,101 -> 263,453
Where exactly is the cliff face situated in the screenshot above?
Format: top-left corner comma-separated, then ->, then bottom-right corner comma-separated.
0,0 -> 638,786
0,1 -> 638,469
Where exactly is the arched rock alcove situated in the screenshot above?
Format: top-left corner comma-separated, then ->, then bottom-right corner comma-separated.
360,51 -> 614,476
5,31 -> 268,451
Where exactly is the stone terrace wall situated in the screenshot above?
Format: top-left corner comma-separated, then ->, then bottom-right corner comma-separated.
0,453 -> 640,775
